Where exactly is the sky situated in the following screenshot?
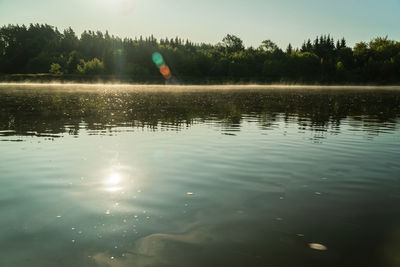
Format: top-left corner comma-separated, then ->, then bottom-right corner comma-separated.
0,0 -> 399,49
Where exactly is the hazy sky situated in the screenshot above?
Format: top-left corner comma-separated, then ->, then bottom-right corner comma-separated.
0,0 -> 399,48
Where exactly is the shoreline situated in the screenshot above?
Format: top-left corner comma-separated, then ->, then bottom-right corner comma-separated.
1,82 -> 400,91
1,74 -> 399,87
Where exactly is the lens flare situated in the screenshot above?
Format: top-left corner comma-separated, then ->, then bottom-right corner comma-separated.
152,52 -> 165,68
121,0 -> 136,15
152,52 -> 173,80
159,64 -> 172,79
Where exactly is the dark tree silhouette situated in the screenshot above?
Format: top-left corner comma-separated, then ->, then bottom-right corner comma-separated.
0,24 -> 399,84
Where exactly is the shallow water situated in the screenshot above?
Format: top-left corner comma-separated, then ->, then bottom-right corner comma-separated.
1,85 -> 400,267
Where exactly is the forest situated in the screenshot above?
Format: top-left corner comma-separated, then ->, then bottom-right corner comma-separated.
0,23 -> 399,84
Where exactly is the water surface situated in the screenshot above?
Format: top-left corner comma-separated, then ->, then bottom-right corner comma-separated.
1,85 -> 400,267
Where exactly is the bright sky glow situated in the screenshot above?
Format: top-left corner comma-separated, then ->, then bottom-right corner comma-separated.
0,0 -> 399,48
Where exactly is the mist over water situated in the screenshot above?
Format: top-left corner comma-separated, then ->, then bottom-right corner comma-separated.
0,84 -> 400,267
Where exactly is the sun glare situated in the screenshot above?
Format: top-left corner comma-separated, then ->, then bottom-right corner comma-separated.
104,172 -> 123,192
105,173 -> 121,186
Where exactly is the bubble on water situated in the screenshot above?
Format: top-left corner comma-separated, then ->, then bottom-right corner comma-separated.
315,192 -> 322,195
56,216 -> 62,218
309,243 -> 327,251
106,210 -> 111,215
187,192 -> 194,195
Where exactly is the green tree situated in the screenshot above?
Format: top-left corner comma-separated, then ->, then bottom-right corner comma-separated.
66,50 -> 80,74
77,58 -> 104,74
0,23 -> 400,84
286,43 -> 293,54
222,34 -> 244,53
49,63 -> 63,75
61,27 -> 78,53
260,40 -> 279,53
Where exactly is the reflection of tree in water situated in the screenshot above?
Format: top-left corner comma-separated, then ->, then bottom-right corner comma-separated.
0,88 -> 399,140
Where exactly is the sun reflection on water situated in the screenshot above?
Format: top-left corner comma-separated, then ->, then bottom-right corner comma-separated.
104,172 -> 123,192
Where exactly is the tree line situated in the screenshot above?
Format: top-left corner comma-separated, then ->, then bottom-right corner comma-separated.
0,23 -> 399,84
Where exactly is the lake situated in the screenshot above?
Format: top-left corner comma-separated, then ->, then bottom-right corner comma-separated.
0,84 -> 400,267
